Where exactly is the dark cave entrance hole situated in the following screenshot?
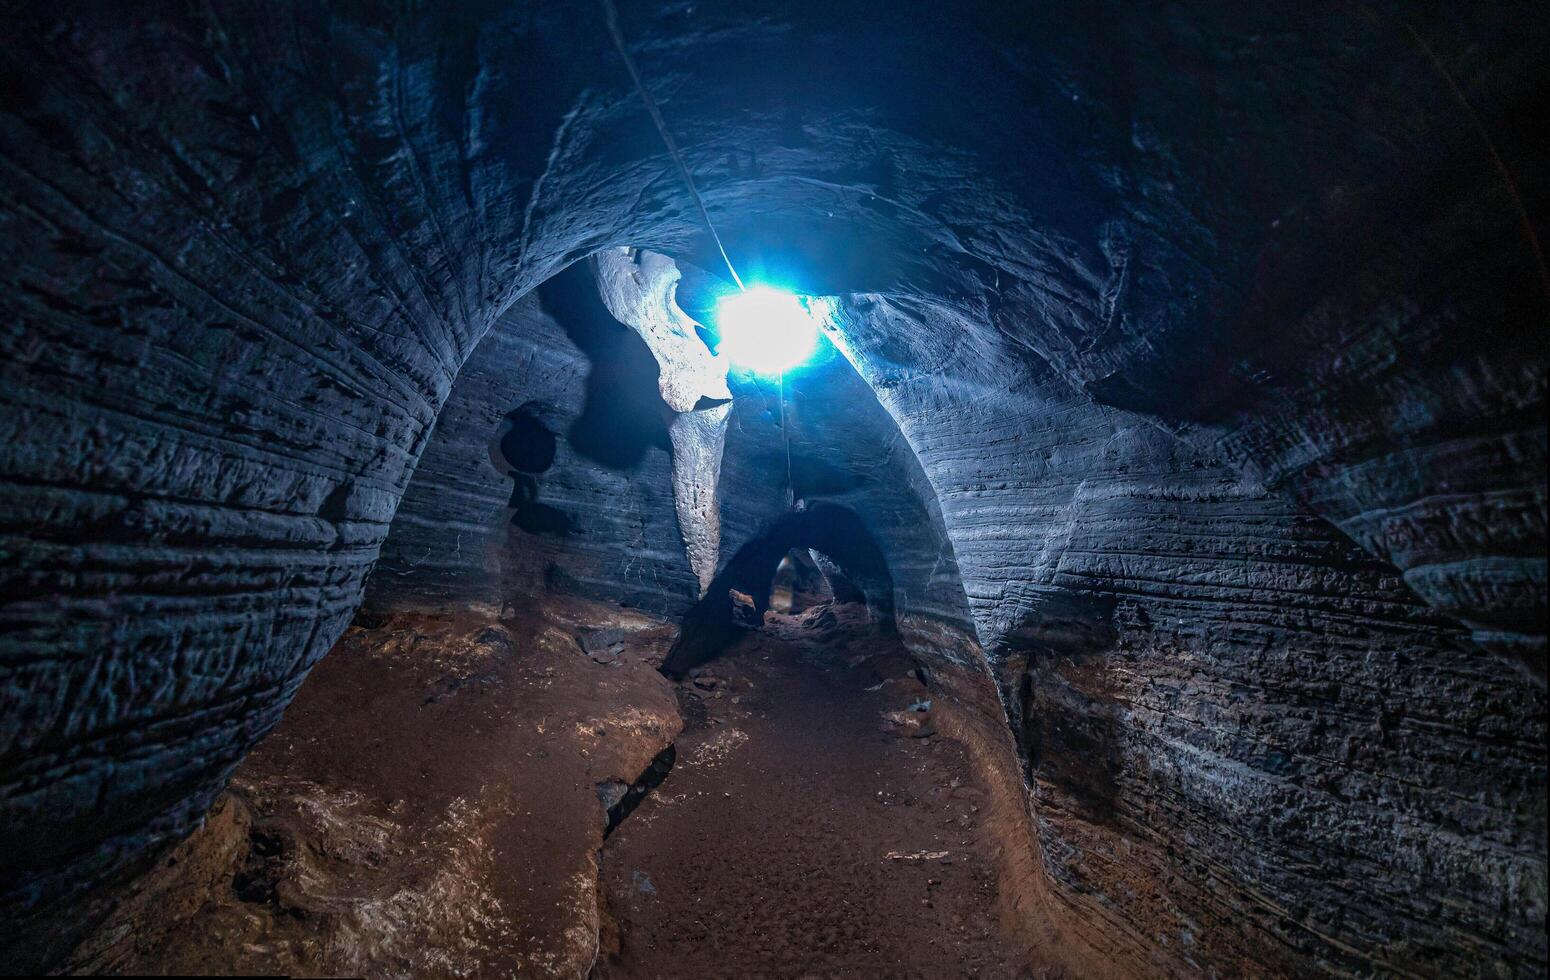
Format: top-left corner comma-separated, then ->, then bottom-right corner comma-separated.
537,257 -> 674,469
495,404 -> 558,476
662,502 -> 896,676
490,401 -> 572,536
767,547 -> 868,614
768,548 -> 831,614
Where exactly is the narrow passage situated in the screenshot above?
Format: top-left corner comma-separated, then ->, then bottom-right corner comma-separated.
596,607 -> 1024,980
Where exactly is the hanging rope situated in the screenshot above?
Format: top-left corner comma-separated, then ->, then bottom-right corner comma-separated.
599,0 -> 745,291
779,370 -> 795,508
600,0 -> 808,512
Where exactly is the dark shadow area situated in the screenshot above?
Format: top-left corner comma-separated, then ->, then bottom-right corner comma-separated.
490,402 -> 572,536
811,551 -> 866,606
1002,590 -> 1119,661
1003,591 -> 1124,824
663,502 -> 896,676
507,477 -> 573,535
769,548 -> 833,614
537,259 -> 673,469
1021,656 -> 1123,827
601,744 -> 677,838
498,405 -> 558,474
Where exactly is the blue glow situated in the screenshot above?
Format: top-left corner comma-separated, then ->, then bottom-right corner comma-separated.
714,286 -> 819,375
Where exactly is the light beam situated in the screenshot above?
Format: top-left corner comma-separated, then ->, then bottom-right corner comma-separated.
714,286 -> 819,375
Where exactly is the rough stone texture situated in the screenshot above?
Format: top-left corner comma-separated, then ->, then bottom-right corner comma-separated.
1032,5 -> 1550,676
592,248 -> 730,414
696,341 -> 974,635
61,597 -> 684,979
829,296 -> 1547,975
0,0 -> 1544,974
591,247 -> 734,595
1014,444 -> 1546,977
366,258 -> 963,640
365,263 -> 698,618
666,404 -> 731,596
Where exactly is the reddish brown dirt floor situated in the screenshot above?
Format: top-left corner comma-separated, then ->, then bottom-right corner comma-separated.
64,600 -> 1033,978
63,598 -> 684,978
596,611 -> 1027,980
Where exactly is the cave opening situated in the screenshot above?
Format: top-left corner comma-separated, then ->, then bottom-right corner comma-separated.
768,548 -> 835,614
663,501 -> 901,677
492,402 -> 573,537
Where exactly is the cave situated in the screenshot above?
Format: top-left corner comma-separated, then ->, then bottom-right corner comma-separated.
0,2 -> 1545,977
769,548 -> 843,614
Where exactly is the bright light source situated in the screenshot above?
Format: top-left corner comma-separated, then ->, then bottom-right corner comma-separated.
714,286 -> 819,375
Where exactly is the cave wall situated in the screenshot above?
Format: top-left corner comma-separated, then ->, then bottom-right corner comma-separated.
1021,3 -> 1549,675
365,261 -> 699,617
0,2 -> 677,959
633,0 -> 1549,677
372,252 -> 972,646
0,8 -> 501,956
1023,482 -> 1546,977
713,339 -> 974,635
777,338 -> 974,634
828,294 -> 1546,975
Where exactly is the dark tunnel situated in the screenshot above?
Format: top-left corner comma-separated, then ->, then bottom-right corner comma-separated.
663,502 -> 898,676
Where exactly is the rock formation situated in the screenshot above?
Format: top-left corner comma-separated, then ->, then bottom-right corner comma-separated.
592,247 -> 733,595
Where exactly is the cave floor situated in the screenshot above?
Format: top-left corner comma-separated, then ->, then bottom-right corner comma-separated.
597,611 -> 1026,979
64,600 -> 1029,979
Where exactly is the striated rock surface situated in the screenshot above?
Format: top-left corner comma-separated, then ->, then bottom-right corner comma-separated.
829,295 -> 1547,975
666,404 -> 732,596
592,248 -> 730,414
366,263 -> 698,617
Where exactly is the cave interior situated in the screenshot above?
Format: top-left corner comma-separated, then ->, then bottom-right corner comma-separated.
0,1 -> 1546,977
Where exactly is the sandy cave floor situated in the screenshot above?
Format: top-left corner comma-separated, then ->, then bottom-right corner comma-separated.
64,598 -> 1031,979
596,610 -> 1025,979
